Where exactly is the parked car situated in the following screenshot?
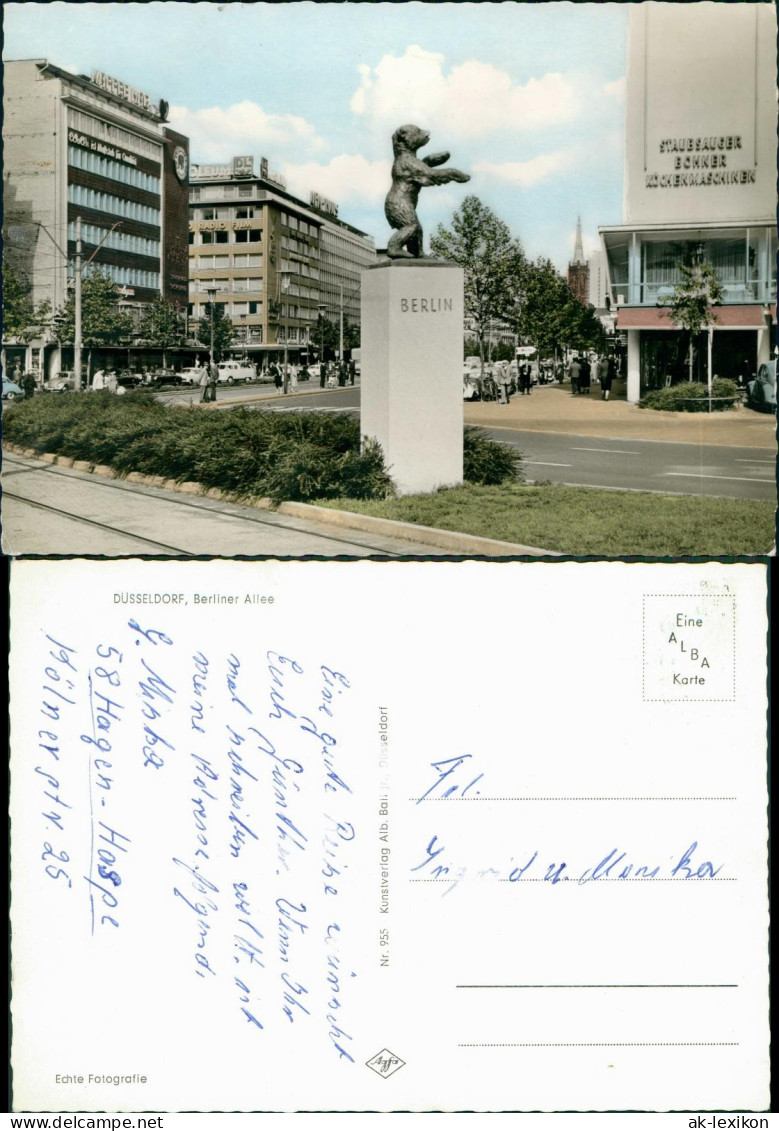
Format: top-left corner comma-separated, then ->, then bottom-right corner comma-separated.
217,360 -> 255,383
2,378 -> 25,402
151,369 -> 184,386
746,361 -> 776,413
179,367 -> 204,385
116,370 -> 144,389
44,371 -> 75,393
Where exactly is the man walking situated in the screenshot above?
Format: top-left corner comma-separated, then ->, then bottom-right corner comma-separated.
198,362 -> 210,403
601,355 -> 616,401
569,354 -> 581,395
208,359 -> 219,402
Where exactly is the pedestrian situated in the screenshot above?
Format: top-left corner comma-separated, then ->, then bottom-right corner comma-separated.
349,358 -> 356,385
282,364 -> 290,394
271,362 -> 282,392
208,360 -> 219,402
91,368 -> 106,392
739,358 -> 752,388
319,360 -> 327,389
498,361 -> 512,404
289,363 -> 298,392
569,355 -> 581,395
21,370 -> 37,398
601,355 -> 616,401
519,362 -> 531,395
198,362 -> 210,403
579,355 -> 591,394
337,360 -> 346,387
106,370 -> 118,394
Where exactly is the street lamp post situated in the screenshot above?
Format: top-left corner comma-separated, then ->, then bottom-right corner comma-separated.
338,283 -> 344,364
73,217 -> 83,392
279,270 -> 290,390
206,286 -> 217,367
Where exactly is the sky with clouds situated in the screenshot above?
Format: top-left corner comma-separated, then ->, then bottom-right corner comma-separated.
3,2 -> 629,270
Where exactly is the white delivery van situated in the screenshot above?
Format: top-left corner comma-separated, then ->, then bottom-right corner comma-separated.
217,360 -> 256,383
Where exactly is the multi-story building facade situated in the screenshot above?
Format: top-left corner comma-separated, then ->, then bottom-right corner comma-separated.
3,59 -> 190,377
188,156 -> 375,363
598,5 -> 777,402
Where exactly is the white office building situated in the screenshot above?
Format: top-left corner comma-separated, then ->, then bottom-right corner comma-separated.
599,4 -> 777,402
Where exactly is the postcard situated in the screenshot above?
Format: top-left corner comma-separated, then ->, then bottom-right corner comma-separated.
9,558 -> 769,1112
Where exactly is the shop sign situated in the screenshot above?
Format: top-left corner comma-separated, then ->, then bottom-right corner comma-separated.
310,191 -> 339,217
198,221 -> 228,231
91,70 -> 153,112
191,163 -> 233,180
68,128 -> 139,168
646,134 -> 756,189
233,156 -> 254,177
260,156 -> 287,190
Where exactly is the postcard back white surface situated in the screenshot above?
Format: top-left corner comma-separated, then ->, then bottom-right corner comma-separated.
9,560 -> 769,1112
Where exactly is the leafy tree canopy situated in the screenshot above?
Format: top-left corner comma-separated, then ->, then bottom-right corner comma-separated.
52,270 -> 133,347
2,262 -> 51,343
138,295 -> 183,364
431,195 -> 525,369
193,302 -> 234,362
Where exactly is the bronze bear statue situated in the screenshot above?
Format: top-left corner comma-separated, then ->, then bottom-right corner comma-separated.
384,124 -> 470,259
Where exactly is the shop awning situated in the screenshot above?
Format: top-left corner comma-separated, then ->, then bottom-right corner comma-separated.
616,303 -> 776,330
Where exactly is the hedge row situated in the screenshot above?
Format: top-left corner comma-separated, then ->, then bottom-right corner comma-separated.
3,392 -> 522,504
639,378 -> 740,412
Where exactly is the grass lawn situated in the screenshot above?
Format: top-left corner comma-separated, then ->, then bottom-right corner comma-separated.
316,483 -> 775,556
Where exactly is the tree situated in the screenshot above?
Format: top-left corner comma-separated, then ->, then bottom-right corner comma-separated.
193,302 -> 234,362
138,295 -> 183,368
660,259 -> 723,383
313,313 -> 360,359
51,270 -> 133,377
2,262 -> 51,344
512,257 -> 608,361
430,196 -> 524,375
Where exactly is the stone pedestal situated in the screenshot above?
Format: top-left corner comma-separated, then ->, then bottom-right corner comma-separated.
361,259 -> 464,495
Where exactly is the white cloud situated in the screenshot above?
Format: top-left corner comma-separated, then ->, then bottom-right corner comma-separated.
167,100 -> 325,162
280,154 -> 391,206
351,45 -> 581,138
603,76 -> 626,101
473,148 -> 577,187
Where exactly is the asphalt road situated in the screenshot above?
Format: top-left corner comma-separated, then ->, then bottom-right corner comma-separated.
491,427 -> 776,502
171,384 -> 776,502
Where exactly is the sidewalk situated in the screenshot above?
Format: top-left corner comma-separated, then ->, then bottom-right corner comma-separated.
464,383 -> 777,449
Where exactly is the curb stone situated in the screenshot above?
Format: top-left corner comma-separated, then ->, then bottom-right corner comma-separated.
3,442 -> 559,556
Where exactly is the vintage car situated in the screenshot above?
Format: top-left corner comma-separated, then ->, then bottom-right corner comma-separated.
2,378 -> 25,401
217,360 -> 256,383
746,361 -> 776,413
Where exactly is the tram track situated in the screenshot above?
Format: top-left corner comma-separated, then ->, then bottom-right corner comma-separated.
2,455 -> 411,556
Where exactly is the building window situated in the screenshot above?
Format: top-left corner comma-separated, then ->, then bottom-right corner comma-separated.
234,253 -> 261,267
215,231 -> 229,244
238,185 -> 253,198
236,207 -> 255,219
249,301 -> 261,314
188,231 -> 194,244
201,231 -> 214,244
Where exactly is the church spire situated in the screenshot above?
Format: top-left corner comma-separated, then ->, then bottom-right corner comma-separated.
572,215 -> 585,265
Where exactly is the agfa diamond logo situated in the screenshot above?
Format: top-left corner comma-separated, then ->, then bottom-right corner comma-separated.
366,1049 -> 405,1078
